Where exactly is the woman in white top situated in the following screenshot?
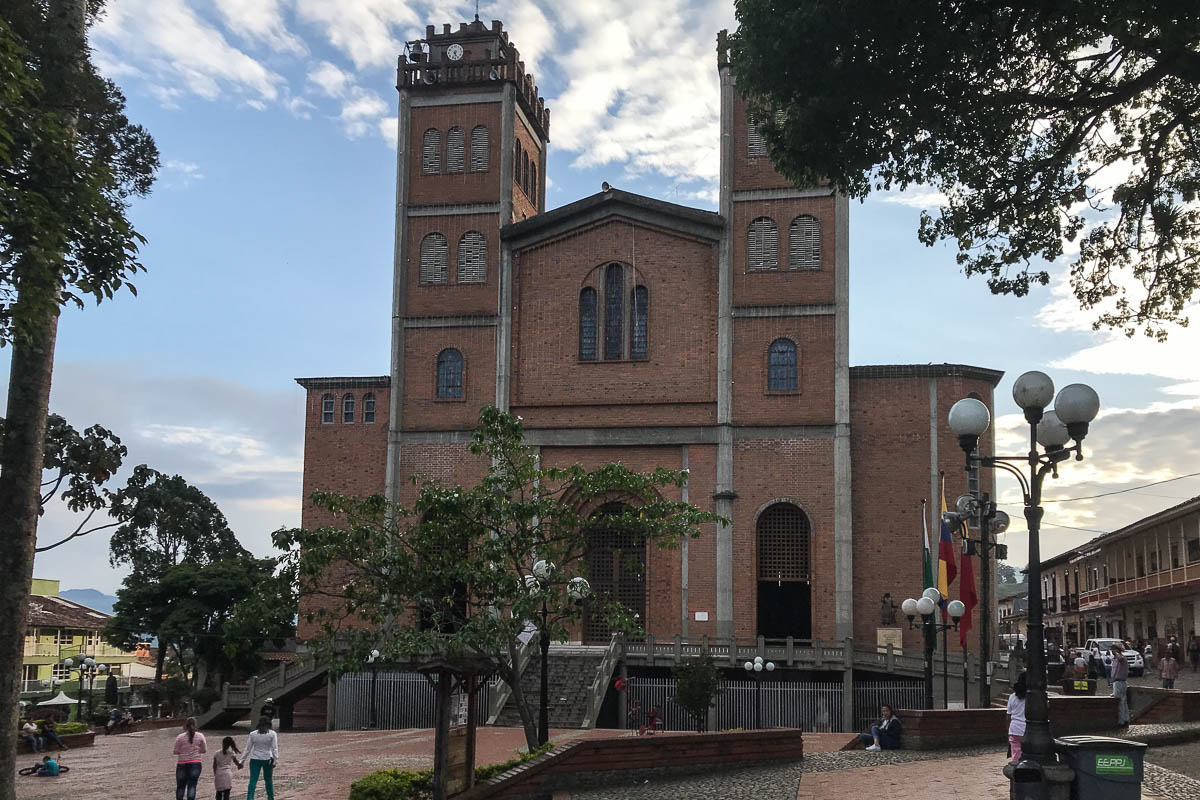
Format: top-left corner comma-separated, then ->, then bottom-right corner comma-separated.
244,716 -> 279,800
1006,672 -> 1028,764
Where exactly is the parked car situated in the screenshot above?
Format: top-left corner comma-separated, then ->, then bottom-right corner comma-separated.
1082,638 -> 1145,677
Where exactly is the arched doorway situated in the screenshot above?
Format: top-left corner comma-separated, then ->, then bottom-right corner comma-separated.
756,502 -> 812,639
583,503 -> 646,643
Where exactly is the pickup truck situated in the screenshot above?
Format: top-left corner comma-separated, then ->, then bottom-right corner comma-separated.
1081,638 -> 1145,677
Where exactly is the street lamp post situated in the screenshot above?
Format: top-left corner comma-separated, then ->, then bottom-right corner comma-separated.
526,561 -> 590,747
948,371 -> 1100,772
742,656 -> 774,729
367,649 -> 380,730
901,590 -> 965,708
61,656 -> 107,722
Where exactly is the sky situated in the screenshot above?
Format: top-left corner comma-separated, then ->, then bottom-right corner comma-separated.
6,0 -> 1200,595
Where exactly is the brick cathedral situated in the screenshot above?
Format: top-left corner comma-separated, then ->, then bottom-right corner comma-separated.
296,18 -> 1002,656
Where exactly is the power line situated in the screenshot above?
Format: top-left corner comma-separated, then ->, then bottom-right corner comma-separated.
996,471 -> 1200,505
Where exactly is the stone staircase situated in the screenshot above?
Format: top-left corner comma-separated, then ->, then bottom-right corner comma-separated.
492,644 -> 615,729
197,658 -> 327,729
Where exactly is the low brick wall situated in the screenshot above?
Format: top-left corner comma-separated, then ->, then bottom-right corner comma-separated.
18,731 -> 95,752
92,717 -> 188,736
896,696 -> 1119,751
459,729 -> 805,800
1129,688 -> 1200,724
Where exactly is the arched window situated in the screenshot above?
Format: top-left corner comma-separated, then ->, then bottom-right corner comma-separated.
747,119 -> 767,158
583,503 -> 646,643
747,217 -> 779,270
788,215 -> 821,270
422,128 -> 441,174
445,126 -> 465,173
321,393 -> 335,424
757,502 -> 811,583
457,231 -> 486,283
579,287 -> 597,361
436,348 -> 463,399
768,338 -> 797,391
630,285 -> 648,359
363,393 -> 376,423
529,165 -> 537,203
604,263 -> 624,360
514,142 -> 523,187
420,233 -> 449,284
342,393 -> 355,423
470,125 -> 489,171
523,151 -> 531,195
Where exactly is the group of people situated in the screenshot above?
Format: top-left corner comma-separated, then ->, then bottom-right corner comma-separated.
20,715 -> 68,752
173,715 -> 280,800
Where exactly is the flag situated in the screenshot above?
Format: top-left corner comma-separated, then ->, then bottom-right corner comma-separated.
959,523 -> 978,647
922,499 -> 935,591
937,474 -> 957,618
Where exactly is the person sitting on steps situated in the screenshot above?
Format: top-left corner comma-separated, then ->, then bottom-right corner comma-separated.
859,704 -> 902,751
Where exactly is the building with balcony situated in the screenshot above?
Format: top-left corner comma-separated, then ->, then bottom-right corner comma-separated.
22,578 -> 137,695
997,583 -> 1028,637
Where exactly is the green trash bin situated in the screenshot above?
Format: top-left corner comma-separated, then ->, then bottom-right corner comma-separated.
1054,735 -> 1147,799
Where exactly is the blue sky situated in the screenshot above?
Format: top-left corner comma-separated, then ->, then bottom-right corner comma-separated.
7,0 -> 1200,594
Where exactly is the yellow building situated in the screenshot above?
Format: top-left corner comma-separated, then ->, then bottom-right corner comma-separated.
22,578 -> 137,697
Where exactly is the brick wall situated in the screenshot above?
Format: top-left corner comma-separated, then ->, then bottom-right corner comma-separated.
407,103 -> 502,207
896,696 -> 1118,750
731,315 -> 835,425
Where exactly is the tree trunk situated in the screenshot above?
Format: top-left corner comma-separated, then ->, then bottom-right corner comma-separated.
0,3 -> 85,796
154,635 -> 166,684
505,639 -> 539,751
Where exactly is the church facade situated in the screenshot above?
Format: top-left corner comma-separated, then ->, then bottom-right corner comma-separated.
296,18 -> 1002,655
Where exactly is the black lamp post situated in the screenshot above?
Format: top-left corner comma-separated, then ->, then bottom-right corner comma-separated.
527,561 -> 590,747
948,371 -> 1100,770
367,649 -> 380,729
61,655 -> 107,722
901,590 -> 964,709
742,656 -> 774,729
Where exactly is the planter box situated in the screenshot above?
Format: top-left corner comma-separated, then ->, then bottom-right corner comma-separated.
19,731 -> 95,753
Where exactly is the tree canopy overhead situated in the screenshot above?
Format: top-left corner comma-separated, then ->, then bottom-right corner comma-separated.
730,1 -> 1200,338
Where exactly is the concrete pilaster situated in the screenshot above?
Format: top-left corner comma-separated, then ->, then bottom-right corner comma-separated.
385,87 -> 412,506
495,84 -> 517,410
715,61 -> 736,640
833,194 -> 853,639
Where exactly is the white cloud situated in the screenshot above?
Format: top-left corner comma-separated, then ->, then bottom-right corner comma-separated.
877,188 -> 948,209
162,159 -> 204,188
307,60 -> 392,139
213,0 -> 307,55
292,0 -> 417,70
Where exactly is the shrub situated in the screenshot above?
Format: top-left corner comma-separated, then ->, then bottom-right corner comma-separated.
50,722 -> 89,735
672,647 -> 724,731
347,743 -> 555,800
89,704 -> 114,726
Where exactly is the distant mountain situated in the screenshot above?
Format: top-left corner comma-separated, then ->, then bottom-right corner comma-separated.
59,589 -> 117,615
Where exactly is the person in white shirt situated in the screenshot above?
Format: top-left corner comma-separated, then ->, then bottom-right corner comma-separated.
1007,672 -> 1028,763
244,716 -> 279,800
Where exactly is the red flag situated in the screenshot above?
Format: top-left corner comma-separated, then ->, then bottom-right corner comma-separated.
959,530 -> 978,647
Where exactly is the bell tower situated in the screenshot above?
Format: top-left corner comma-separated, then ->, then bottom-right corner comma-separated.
385,19 -> 549,504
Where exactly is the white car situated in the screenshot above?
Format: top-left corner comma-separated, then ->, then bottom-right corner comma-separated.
1082,638 -> 1145,677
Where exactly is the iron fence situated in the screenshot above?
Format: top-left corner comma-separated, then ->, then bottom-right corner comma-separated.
852,680 -> 924,732
333,671 -> 493,731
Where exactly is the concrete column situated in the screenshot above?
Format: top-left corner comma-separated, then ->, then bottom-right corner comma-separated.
495,84 -> 517,411
833,195 -> 853,639
385,87 -> 413,506
681,445 -> 690,637
714,61 -> 736,641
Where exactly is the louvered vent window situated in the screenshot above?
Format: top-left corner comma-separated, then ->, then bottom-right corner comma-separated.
470,125 -> 489,171
579,288 -> 597,361
604,263 -> 624,360
768,337 -> 797,391
446,127 -> 465,173
422,128 -> 441,174
363,393 -> 376,423
342,393 -> 355,423
747,119 -> 767,158
630,285 -> 648,359
436,348 -> 463,399
419,233 -> 449,284
457,231 -> 486,283
757,503 -> 811,582
747,217 -> 779,270
788,215 -> 821,270
321,393 -> 335,424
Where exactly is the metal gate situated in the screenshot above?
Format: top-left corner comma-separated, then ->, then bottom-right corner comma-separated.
332,671 -> 492,730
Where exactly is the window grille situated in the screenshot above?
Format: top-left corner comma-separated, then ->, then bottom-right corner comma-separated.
363,393 -> 376,424
422,128 -> 441,174
437,348 -> 463,399
757,503 -> 811,582
583,503 -> 646,643
420,233 -> 449,284
604,263 -> 624,360
54,629 -> 74,645
747,119 -> 767,157
446,127 -> 465,173
767,338 -> 797,391
579,288 -> 597,361
52,663 -> 71,680
747,217 -> 778,270
630,285 -> 648,359
321,393 -> 335,424
342,393 -> 355,423
788,215 -> 821,270
470,125 -> 489,171
457,231 -> 486,283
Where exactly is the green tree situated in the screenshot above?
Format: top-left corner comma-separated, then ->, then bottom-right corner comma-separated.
276,406 -> 723,751
672,648 -> 724,732
729,1 -> 1200,338
0,3 -> 156,789
997,563 -> 1021,585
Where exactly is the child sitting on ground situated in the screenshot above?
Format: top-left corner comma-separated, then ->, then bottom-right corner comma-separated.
36,755 -> 59,777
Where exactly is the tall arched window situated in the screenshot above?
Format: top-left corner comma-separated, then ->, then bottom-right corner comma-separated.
583,503 -> 646,643
341,393 -> 355,423
470,125 -> 489,171
630,285 -> 649,359
514,142 -> 523,187
445,126 -> 465,173
788,215 -> 821,270
768,338 -> 797,391
436,348 -> 463,399
748,217 -> 779,270
362,393 -> 376,423
321,393 -> 335,424
457,231 -> 486,283
420,233 -> 449,284
522,151 -> 530,195
579,287 -> 597,361
422,128 -> 441,174
604,263 -> 624,360
755,502 -> 812,638
529,165 -> 537,203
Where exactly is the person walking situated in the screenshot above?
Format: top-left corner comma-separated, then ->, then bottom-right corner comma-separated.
213,736 -> 243,800
245,715 -> 279,800
1188,635 -> 1200,673
1007,672 -> 1028,764
1110,644 -> 1130,726
1159,649 -> 1180,689
173,717 -> 207,800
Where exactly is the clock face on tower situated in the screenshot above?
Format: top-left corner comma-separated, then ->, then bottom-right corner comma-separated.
446,43 -> 464,61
